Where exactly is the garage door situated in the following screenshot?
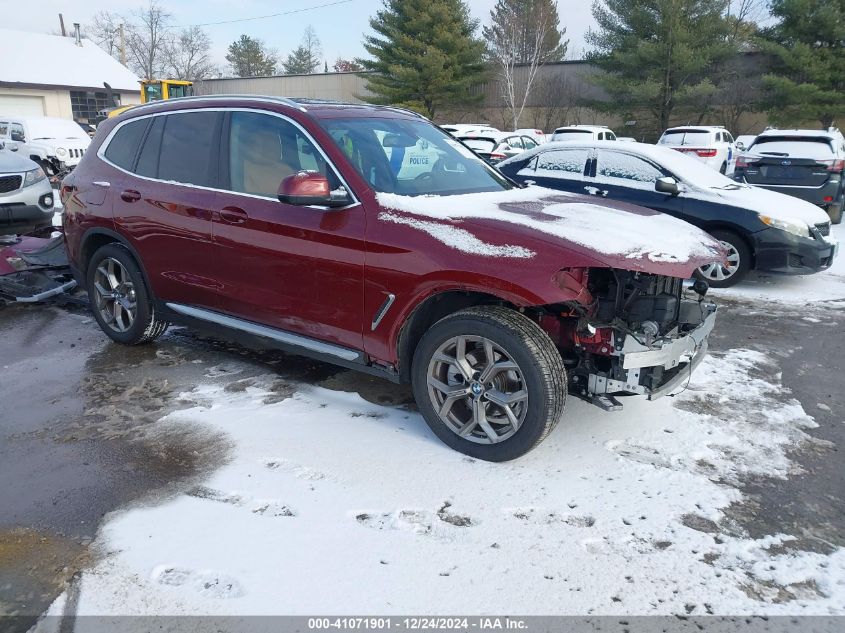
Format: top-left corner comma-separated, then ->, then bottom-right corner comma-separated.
0,95 -> 46,117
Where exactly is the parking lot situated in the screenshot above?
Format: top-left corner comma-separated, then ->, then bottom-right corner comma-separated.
1,226 -> 844,627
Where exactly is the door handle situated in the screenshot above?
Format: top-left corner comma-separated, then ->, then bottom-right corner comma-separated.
218,206 -> 249,224
120,189 -> 141,202
93,181 -> 111,188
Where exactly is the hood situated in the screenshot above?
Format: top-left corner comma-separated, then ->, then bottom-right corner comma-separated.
709,184 -> 831,226
0,149 -> 39,173
376,187 -> 725,278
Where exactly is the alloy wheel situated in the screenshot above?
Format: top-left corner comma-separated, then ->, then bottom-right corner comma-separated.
426,335 -> 528,444
697,240 -> 740,282
93,257 -> 137,333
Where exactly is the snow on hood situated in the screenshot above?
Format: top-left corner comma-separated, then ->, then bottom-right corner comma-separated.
712,184 -> 831,226
376,187 -> 724,272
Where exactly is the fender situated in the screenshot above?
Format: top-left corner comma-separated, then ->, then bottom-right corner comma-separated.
78,227 -> 155,295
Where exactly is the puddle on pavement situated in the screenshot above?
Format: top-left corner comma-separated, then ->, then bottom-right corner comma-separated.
0,528 -> 89,619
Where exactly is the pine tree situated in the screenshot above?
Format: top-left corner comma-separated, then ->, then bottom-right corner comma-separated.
226,35 -> 277,77
483,0 -> 567,65
586,0 -> 734,138
283,26 -> 322,75
359,0 -> 486,118
761,0 -> 845,128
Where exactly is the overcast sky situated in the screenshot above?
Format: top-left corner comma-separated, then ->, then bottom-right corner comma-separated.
18,0 -> 596,74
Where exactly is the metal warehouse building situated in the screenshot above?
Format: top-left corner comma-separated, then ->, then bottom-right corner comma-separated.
0,28 -> 141,124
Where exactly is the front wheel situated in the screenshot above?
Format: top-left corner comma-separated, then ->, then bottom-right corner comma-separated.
411,306 -> 567,462
694,229 -> 751,288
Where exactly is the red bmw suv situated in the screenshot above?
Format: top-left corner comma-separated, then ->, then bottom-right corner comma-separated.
62,96 -> 723,461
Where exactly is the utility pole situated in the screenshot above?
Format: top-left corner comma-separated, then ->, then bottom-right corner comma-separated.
58,13 -> 66,37
118,23 -> 126,66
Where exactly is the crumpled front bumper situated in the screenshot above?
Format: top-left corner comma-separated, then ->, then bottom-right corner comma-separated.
586,304 -> 718,401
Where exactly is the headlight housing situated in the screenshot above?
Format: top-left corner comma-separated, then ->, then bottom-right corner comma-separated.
760,215 -> 810,239
56,147 -> 67,157
23,167 -> 47,187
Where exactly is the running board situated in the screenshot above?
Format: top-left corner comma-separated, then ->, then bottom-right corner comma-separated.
165,303 -> 363,362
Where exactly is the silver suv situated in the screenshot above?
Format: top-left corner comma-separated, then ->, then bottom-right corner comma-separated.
0,143 -> 54,235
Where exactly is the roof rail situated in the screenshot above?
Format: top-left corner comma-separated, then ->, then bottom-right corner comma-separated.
124,94 -> 308,114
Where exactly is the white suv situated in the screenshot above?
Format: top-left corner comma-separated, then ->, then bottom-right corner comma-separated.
550,125 -> 617,142
657,126 -> 736,174
0,116 -> 91,180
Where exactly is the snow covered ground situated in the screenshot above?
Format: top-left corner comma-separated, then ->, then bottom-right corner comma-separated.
32,217 -> 845,622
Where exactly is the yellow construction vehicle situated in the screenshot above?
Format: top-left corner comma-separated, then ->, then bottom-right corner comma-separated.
106,79 -> 194,118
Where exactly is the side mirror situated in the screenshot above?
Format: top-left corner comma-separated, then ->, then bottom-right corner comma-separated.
277,171 -> 350,208
0,141 -> 4,150
655,176 -> 680,196
10,132 -> 24,142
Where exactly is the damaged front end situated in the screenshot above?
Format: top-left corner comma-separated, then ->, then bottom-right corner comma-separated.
541,268 -> 717,411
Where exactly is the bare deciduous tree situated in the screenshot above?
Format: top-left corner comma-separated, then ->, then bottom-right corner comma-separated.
530,72 -> 585,132
125,0 -> 172,79
165,26 -> 216,80
484,0 -> 568,129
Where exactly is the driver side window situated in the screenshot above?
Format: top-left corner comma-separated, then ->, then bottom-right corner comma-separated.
228,111 -> 331,198
10,123 -> 25,142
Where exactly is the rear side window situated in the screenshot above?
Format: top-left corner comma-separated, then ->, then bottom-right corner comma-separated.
104,119 -> 149,170
158,111 -> 220,187
0,122 -> 7,136
135,116 -> 165,178
534,149 -> 590,174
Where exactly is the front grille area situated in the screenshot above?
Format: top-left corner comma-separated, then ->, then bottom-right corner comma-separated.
816,222 -> 831,237
0,175 -> 22,193
589,270 -> 682,332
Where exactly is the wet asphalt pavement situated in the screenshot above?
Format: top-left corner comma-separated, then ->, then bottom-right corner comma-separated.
0,295 -> 843,627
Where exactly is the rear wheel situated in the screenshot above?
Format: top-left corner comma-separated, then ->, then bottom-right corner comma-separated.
719,162 -> 727,174
411,306 -> 566,462
694,229 -> 751,288
86,243 -> 169,345
827,201 -> 843,225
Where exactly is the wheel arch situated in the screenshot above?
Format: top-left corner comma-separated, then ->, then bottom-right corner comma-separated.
395,289 -> 518,383
699,222 -> 756,268
79,228 -> 155,295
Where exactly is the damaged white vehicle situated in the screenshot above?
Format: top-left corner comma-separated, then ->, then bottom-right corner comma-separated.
0,116 -> 91,180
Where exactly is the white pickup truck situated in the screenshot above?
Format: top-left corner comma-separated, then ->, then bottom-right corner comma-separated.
0,116 -> 91,180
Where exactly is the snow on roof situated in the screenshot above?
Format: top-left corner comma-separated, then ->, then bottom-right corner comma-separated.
757,128 -> 842,139
0,29 -> 140,92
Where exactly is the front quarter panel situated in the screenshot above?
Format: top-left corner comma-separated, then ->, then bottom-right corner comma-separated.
361,189 -> 608,365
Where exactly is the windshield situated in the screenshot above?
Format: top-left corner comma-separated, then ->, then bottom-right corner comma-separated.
748,137 -> 834,158
27,118 -> 87,140
551,130 -> 592,141
659,130 -> 712,146
318,117 -> 511,196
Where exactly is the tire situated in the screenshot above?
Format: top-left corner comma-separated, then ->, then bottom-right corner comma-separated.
719,162 -> 727,175
827,202 -> 843,225
694,229 -> 751,288
86,243 -> 169,345
411,305 -> 567,462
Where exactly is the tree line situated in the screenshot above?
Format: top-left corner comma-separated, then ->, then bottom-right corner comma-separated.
87,0 -> 845,136
87,0 -> 361,80
358,0 -> 845,136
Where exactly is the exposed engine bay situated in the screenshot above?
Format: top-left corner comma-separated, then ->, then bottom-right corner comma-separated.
541,268 -> 718,410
